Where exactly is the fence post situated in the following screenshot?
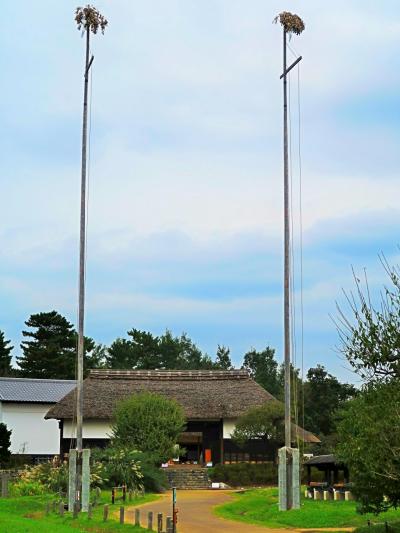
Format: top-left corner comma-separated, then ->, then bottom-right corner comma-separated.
123,485 -> 126,502
135,508 -> 140,526
88,503 -> 93,519
103,504 -> 109,522
166,516 -> 173,533
128,490 -> 133,501
52,500 -> 57,513
120,506 -> 125,525
148,511 -> 153,530
1,474 -> 9,498
45,502 -> 51,515
59,501 -> 64,516
157,512 -> 163,533
111,488 -> 115,504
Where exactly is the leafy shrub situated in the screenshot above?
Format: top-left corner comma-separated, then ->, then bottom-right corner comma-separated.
10,480 -> 46,496
210,463 -> 277,487
92,447 -> 143,490
111,392 -> 185,463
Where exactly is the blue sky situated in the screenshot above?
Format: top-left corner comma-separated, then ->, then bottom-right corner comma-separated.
0,1 -> 399,382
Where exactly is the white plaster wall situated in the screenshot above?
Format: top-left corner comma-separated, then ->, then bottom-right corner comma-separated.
1,402 -> 60,455
63,420 -> 112,440
223,418 -> 237,439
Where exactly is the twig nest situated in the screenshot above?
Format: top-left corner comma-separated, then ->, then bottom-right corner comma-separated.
75,5 -> 108,34
274,12 -> 305,35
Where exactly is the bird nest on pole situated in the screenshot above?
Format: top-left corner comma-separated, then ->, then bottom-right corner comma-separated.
274,11 -> 305,35
75,5 -> 108,34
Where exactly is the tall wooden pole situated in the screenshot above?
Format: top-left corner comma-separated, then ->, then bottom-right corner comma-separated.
77,26 -> 90,455
282,27 -> 291,451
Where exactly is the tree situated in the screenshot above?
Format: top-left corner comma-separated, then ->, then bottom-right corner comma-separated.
0,330 -> 13,376
336,261 -> 400,382
214,345 -> 233,370
17,311 -> 98,379
242,347 -> 281,397
106,328 -> 215,370
231,401 -> 284,448
303,365 -> 355,438
0,422 -> 12,466
111,392 -> 185,462
336,381 -> 400,514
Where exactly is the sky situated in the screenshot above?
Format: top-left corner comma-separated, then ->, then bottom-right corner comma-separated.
0,1 -> 399,383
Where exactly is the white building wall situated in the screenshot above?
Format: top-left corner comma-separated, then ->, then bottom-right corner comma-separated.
223,418 -> 237,439
0,402 -> 60,455
63,420 -> 112,440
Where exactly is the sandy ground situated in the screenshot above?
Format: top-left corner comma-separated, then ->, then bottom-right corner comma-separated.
124,489 -> 301,533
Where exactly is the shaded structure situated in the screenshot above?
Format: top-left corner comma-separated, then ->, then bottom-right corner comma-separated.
46,369 -> 319,464
305,454 -> 349,490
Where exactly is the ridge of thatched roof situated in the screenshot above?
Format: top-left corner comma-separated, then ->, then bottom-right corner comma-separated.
45,369 -> 319,443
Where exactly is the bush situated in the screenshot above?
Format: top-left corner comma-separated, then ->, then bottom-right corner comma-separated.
111,392 -> 185,463
10,480 -> 46,496
210,463 -> 277,487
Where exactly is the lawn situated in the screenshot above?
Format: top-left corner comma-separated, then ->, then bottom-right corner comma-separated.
0,491 -> 160,533
215,487 -> 400,529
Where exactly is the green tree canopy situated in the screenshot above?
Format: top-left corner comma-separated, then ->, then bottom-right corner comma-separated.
242,347 -> 281,397
0,330 -> 13,376
0,422 -> 12,466
303,365 -> 355,438
106,328 -> 216,370
337,381 -> 400,514
231,401 -> 285,448
111,392 -> 185,462
17,311 -> 100,379
214,345 -> 233,370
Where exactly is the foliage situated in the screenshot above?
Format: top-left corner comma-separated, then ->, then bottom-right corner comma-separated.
215,487 -> 400,529
231,401 -> 284,448
0,493 -> 158,533
0,422 -> 12,465
303,365 -> 355,438
10,480 -> 47,496
336,261 -> 400,382
75,5 -> 108,34
274,12 -> 305,35
214,345 -> 233,370
16,311 -> 100,379
210,462 -> 277,487
337,381 -> 400,514
0,330 -> 13,376
111,392 -> 186,462
242,347 -> 281,397
106,328 -> 215,370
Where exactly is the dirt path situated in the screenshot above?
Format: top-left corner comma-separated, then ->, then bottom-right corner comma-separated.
127,490 -> 300,533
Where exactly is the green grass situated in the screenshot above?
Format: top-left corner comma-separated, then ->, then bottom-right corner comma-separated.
0,490 -> 160,533
215,487 -> 400,529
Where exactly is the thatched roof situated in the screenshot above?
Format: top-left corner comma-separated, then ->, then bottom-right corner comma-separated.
45,369 -> 318,443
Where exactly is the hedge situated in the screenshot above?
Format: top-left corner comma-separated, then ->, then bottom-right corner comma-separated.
210,463 -> 277,487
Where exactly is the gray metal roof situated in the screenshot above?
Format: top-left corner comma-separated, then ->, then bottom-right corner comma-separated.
0,377 -> 76,403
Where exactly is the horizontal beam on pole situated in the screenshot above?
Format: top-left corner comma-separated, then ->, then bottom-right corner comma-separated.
280,56 -> 302,79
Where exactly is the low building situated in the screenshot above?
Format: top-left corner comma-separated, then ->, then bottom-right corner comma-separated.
0,377 -> 76,462
46,369 -> 318,464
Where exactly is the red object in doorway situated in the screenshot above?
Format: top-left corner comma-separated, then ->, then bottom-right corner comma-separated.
205,449 -> 212,463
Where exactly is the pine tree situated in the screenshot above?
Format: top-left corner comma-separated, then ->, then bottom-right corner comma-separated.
17,311 -> 97,379
0,422 -> 12,466
214,344 -> 233,369
0,330 -> 13,376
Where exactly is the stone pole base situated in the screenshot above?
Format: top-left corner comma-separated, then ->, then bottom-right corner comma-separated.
68,449 -> 91,513
278,446 -> 300,511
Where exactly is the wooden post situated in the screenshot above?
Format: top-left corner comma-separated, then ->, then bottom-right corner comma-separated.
128,490 -> 133,501
166,516 -> 173,533
103,504 -> 109,521
120,506 -> 125,524
88,503 -> 93,519
59,501 -> 65,516
157,512 -> 163,533
73,502 -> 79,518
52,500 -> 57,513
111,487 -> 115,504
135,508 -> 140,526
1,473 -> 9,498
148,511 -> 153,530
45,502 -> 51,515
123,484 -> 127,502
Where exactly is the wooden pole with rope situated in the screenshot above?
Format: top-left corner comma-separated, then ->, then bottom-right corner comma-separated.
274,10 -> 304,512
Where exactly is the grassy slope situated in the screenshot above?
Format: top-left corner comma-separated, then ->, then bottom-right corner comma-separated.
0,491 -> 160,533
215,488 -> 400,529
